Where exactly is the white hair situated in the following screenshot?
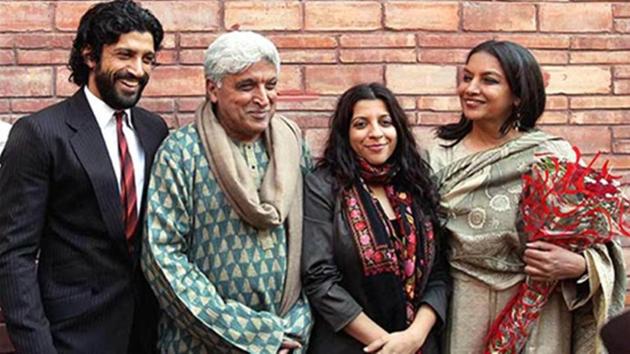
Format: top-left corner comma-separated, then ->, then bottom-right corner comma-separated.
203,31 -> 280,85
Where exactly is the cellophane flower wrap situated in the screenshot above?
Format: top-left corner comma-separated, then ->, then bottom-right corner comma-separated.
484,146 -> 630,354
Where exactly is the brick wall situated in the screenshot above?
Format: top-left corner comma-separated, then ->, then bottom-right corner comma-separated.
0,1 -> 628,302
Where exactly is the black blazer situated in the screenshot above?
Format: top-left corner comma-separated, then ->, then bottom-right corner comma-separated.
302,168 -> 450,354
0,90 -> 168,354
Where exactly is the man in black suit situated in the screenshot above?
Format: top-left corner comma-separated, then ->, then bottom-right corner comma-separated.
0,1 -> 167,353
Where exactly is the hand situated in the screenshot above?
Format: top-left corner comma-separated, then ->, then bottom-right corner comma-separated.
278,338 -> 302,354
364,329 -> 425,354
523,241 -> 586,282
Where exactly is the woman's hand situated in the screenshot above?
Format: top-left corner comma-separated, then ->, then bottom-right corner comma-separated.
523,241 -> 586,281
363,329 -> 425,354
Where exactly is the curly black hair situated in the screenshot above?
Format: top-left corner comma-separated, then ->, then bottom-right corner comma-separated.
318,82 -> 442,224
68,0 -> 164,86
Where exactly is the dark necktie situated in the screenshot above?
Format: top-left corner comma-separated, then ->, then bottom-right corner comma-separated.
115,111 -> 138,243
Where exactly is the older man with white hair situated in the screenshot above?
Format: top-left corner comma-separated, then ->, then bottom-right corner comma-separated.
141,31 -> 313,353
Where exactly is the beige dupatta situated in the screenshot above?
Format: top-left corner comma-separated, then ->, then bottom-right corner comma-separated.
432,130 -> 626,353
195,101 -> 304,316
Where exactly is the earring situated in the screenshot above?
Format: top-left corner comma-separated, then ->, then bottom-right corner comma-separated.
514,112 -> 522,130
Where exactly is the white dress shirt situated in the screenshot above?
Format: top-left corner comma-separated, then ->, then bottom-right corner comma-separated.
84,86 -> 145,214
0,121 -> 11,154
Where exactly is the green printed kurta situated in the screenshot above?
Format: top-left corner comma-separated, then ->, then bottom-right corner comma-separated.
141,124 -> 313,353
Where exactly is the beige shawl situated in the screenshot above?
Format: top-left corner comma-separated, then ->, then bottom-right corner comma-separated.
195,101 -> 304,316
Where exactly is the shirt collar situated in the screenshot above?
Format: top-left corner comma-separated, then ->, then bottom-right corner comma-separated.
84,86 -> 133,129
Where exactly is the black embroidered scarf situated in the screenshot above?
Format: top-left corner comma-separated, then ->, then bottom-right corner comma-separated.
342,159 -> 435,331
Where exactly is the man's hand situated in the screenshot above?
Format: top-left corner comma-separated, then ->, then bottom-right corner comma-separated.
278,338 -> 301,354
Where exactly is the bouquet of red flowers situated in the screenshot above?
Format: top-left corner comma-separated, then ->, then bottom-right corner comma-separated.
484,147 -> 630,354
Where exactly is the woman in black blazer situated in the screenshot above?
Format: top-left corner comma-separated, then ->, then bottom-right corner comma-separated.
302,83 -> 449,354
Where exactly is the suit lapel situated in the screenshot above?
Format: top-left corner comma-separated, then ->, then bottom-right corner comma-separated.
130,108 -> 164,262
66,90 -> 129,257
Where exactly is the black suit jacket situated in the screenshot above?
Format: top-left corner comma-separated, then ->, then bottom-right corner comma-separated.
0,90 -> 168,354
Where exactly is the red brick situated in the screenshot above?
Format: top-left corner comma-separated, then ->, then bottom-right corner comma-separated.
55,2 -> 97,31
176,97 -> 204,113
546,96 -> 569,110
305,2 -> 381,31
615,19 -> 630,33
278,65 -> 303,93
571,111 -> 630,125
56,66 -> 78,97
340,34 -> 415,48
571,51 -> 630,64
495,35 -> 571,49
0,2 -> 52,32
538,112 -> 568,125
280,112 -> 331,129
0,99 -> 10,113
15,33 -> 74,49
597,155 -> 630,171
545,66 -> 611,94
17,49 -> 68,65
0,35 -> 14,48
418,49 -> 468,64
387,65 -> 456,95
156,50 -> 178,65
540,3 -> 612,33
281,49 -> 337,64
530,50 -> 569,65
583,154 -> 630,171
417,112 -> 459,125
570,97 -> 630,110
613,126 -> 630,139
543,126 -> 611,154
269,34 -> 337,49
417,34 -> 490,49
137,98 -> 175,113
341,49 -> 415,63
305,128 -> 330,158
179,34 -> 219,49
385,2 -> 459,31
176,113 -> 195,128
614,80 -> 630,94
277,97 -> 337,112
613,140 -> 630,153
615,66 -> 630,78
571,36 -> 630,50
614,4 -> 630,18
143,66 -> 205,97
160,34 -> 176,50
413,126 -> 438,148
305,65 -> 383,95
11,98 -> 61,113
463,3 -> 536,32
225,1 -> 302,31
417,96 -> 460,112
0,50 -> 13,65
155,113 -> 175,128
397,97 -> 417,111
0,114 -> 17,124
179,50 -> 203,65
142,1 -> 219,32
0,67 -> 52,97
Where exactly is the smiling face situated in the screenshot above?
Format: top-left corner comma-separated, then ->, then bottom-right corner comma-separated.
86,31 -> 156,110
458,51 -> 520,127
207,60 -> 278,142
349,99 -> 398,166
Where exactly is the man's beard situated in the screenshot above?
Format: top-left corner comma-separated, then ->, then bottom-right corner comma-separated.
94,64 -> 149,110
